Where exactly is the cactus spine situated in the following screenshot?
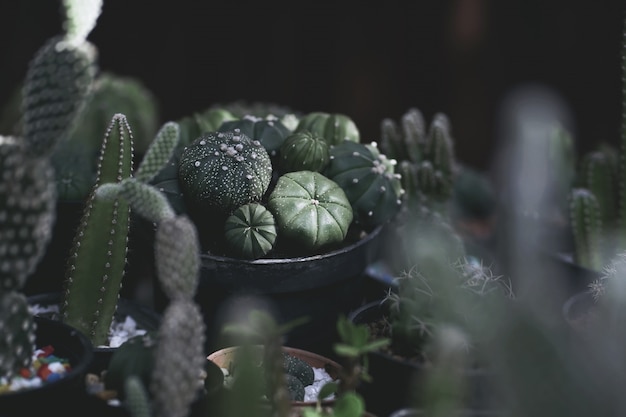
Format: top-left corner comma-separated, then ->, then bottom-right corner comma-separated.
61,113 -> 134,346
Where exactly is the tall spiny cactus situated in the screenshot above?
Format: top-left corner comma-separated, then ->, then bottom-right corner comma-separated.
61,113 -> 134,346
0,137 -> 56,379
0,0 -> 100,382
96,121 -> 206,417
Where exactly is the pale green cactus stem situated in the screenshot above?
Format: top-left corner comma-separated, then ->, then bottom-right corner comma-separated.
62,113 -> 134,346
569,188 -> 603,271
21,35 -> 97,158
124,375 -> 152,417
134,121 -> 180,183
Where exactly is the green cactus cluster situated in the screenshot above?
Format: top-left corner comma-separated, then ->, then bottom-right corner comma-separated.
379,108 -> 456,217
169,108 -> 403,259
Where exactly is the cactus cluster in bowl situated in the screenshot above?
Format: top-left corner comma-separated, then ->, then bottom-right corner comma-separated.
152,110 -> 404,259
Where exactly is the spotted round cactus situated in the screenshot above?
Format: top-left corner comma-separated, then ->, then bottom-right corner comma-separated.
278,130 -> 330,174
178,130 -> 273,215
295,112 -> 360,146
224,203 -> 277,259
324,140 -> 403,227
267,170 -> 353,252
218,115 -> 291,157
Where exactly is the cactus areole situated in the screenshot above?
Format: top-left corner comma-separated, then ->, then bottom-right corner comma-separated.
178,130 -> 273,215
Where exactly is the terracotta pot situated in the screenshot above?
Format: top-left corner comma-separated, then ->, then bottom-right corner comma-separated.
208,345 -> 341,407
0,316 -> 94,417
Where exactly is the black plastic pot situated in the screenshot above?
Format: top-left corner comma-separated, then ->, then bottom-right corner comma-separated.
153,223 -> 386,360
348,300 -> 494,417
0,316 -> 94,417
27,292 -> 161,373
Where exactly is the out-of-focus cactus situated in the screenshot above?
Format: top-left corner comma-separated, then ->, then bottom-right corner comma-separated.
51,72 -> 160,202
0,0 -> 100,384
0,136 -> 56,379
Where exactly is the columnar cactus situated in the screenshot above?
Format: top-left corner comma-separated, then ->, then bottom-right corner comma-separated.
566,16 -> 626,270
61,113 -> 134,346
379,109 -> 456,217
178,129 -> 273,215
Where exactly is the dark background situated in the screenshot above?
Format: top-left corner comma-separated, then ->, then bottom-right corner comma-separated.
1,0 -> 623,172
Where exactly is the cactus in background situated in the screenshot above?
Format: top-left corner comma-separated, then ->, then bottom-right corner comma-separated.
267,170 -> 354,253
379,109 -> 456,217
323,140 -> 404,228
0,136 -> 56,379
569,188 -> 604,271
278,130 -> 331,174
178,129 -> 273,215
295,111 -> 360,145
218,114 -> 292,158
61,113 -> 134,346
565,19 -> 626,270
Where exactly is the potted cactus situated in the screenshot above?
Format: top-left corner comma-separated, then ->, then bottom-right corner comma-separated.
146,107 -> 404,358
348,213 -> 514,417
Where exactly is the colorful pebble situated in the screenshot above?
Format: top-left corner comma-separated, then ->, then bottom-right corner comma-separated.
0,344 -> 72,394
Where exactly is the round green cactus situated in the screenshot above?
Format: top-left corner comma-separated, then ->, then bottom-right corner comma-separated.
267,170 -> 353,252
278,130 -> 330,174
295,112 -> 360,146
224,203 -> 277,259
178,130 -> 273,215
324,140 -> 403,227
218,115 -> 291,157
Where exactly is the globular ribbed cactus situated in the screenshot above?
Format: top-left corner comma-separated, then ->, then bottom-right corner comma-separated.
61,113 -> 134,346
0,0 -> 99,386
224,203 -> 277,260
178,129 -> 273,215
278,130 -> 330,174
295,111 -> 360,145
0,141 -> 49,378
323,140 -> 403,227
218,114 -> 291,158
267,170 -> 354,252
569,188 -> 604,271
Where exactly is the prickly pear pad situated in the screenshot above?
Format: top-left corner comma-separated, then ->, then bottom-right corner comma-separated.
267,170 -> 353,252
